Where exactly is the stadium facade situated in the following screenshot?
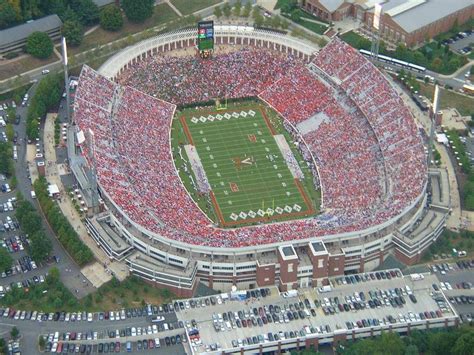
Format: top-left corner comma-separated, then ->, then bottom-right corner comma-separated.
71,26 -> 449,297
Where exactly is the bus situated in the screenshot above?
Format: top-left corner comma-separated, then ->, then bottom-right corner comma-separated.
359,49 -> 426,73
463,84 -> 474,95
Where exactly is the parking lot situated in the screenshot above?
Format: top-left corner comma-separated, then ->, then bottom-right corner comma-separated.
175,270 -> 457,353
431,258 -> 474,323
0,303 -> 187,354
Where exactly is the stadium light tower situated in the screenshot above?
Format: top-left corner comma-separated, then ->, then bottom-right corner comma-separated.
370,3 -> 382,60
62,37 -> 71,123
428,85 -> 440,166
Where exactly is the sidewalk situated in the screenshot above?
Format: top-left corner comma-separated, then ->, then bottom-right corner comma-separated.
43,114 -> 128,286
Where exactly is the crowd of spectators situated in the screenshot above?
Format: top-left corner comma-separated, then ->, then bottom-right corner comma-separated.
116,48 -> 302,106
72,35 -> 427,248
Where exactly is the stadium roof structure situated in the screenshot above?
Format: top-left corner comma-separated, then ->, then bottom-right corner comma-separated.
367,0 -> 473,33
92,0 -> 115,7
318,0 -> 346,12
0,14 -> 62,48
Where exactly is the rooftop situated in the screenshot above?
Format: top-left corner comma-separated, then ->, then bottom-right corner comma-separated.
176,272 -> 457,353
0,15 -> 62,47
371,0 -> 473,33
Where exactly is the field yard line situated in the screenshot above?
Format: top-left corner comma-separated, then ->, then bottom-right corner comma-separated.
210,191 -> 225,225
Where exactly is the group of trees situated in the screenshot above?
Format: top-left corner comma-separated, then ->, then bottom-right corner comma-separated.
316,328 -> 474,355
15,195 -> 53,263
26,73 -> 62,140
0,248 -> 13,273
0,142 -> 14,178
34,177 -> 93,266
343,31 -> 467,75
214,1 -> 289,30
0,266 -> 81,312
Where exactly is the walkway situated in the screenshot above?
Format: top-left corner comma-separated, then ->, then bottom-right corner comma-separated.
437,59 -> 474,79
165,0 -> 183,17
436,142 -> 462,231
43,114 -> 128,286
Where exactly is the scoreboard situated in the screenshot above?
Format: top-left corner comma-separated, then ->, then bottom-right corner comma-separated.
198,21 -> 214,52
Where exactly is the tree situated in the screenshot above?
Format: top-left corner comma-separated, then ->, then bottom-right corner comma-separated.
62,20 -> 83,46
0,0 -> 17,29
38,335 -> 46,350
452,330 -> 474,355
222,3 -> 231,17
254,13 -> 264,27
100,5 -> 123,31
404,344 -> 418,355
10,327 -> 19,339
122,0 -> 154,23
29,230 -> 52,262
213,6 -> 222,18
71,0 -> 99,26
26,32 -> 53,59
242,2 -> 252,17
431,57 -> 443,72
272,15 -> 281,29
46,267 -> 60,285
0,142 -> 14,177
290,9 -> 301,23
232,1 -> 241,17
281,0 -> 297,14
0,248 -> 13,272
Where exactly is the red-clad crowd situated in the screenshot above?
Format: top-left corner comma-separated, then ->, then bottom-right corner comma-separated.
72,35 -> 426,248
116,48 -> 301,106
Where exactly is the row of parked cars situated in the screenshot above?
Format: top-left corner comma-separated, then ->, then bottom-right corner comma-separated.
175,288 -> 271,312
1,254 -> 36,278
0,304 -> 171,323
212,297 -> 315,334
448,295 -> 473,305
229,323 -> 334,350
318,285 -> 417,317
334,269 -> 402,286
0,272 -> 47,298
46,337 -> 166,354
1,234 -> 28,253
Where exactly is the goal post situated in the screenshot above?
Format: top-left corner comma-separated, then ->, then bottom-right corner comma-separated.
215,97 -> 228,111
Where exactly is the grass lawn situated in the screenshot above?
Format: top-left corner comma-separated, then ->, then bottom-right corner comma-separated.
298,18 -> 328,35
69,3 -> 179,54
0,55 -> 58,81
178,105 -> 317,227
419,83 -> 474,116
274,0 -> 292,9
340,31 -> 364,48
170,0 -> 221,15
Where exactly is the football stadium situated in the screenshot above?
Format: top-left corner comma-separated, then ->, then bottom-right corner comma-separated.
71,25 -> 449,296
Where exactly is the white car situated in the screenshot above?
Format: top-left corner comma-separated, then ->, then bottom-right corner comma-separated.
87,313 -> 93,322
41,69 -> 50,75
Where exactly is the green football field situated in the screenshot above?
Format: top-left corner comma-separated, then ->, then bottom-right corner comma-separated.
180,106 -> 314,227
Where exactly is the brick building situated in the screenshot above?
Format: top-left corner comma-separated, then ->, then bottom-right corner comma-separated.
303,0 -> 474,46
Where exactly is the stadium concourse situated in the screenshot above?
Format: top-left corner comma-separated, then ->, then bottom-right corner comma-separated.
73,38 -> 427,250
